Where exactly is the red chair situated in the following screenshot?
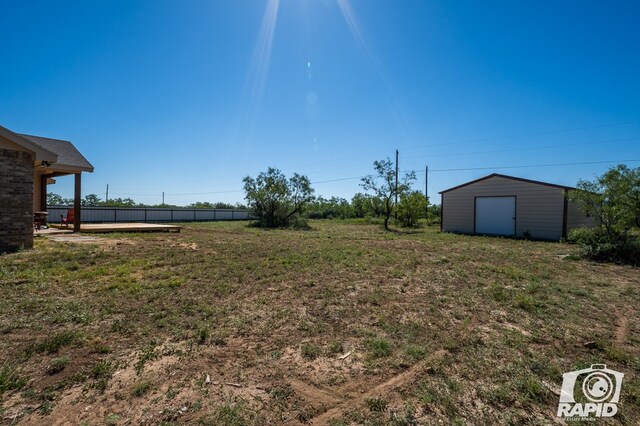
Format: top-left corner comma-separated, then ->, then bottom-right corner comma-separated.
60,209 -> 75,228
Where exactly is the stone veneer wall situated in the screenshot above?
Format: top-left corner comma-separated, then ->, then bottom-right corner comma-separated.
0,148 -> 34,252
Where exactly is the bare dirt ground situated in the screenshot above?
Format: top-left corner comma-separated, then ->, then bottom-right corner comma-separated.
1,221 -> 638,425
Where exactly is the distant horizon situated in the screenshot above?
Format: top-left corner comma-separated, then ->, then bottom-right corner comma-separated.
2,0 -> 639,205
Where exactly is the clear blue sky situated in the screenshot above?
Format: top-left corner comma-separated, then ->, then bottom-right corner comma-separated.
2,0 -> 639,205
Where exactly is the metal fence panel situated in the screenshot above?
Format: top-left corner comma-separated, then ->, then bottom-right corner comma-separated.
46,206 -> 251,223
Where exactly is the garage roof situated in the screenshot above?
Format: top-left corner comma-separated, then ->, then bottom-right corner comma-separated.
439,173 -> 575,194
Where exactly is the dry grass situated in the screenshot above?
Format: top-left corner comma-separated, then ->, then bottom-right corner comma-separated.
0,220 -> 638,425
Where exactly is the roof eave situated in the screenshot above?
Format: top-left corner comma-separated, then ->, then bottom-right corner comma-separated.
45,164 -> 94,174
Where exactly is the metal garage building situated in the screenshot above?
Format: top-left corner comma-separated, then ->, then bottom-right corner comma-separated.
439,173 -> 597,241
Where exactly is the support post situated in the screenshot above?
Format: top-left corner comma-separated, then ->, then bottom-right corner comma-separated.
74,173 -> 81,232
40,175 -> 47,212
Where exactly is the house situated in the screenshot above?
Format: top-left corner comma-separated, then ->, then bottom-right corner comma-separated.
439,173 -> 598,241
0,124 -> 93,252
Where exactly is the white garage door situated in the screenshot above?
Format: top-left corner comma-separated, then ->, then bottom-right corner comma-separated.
475,197 -> 516,236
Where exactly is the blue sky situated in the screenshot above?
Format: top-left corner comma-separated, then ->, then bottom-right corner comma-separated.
2,0 -> 639,205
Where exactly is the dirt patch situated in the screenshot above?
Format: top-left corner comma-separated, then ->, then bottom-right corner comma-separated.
615,311 -> 629,345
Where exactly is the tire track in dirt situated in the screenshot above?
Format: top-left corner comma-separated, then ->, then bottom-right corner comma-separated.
615,311 -> 629,344
311,349 -> 448,425
290,379 -> 343,406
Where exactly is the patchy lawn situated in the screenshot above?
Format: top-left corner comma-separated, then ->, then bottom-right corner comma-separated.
0,220 -> 638,425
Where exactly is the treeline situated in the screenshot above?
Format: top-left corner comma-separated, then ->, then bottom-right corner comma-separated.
47,193 -> 246,209
306,193 -> 440,223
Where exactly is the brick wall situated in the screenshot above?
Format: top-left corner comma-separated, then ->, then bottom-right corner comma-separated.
0,148 -> 34,252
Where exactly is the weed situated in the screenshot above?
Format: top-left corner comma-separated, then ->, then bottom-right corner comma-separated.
135,344 -> 158,375
201,403 -> 252,425
516,375 -> 546,403
403,344 -> 427,360
301,343 -> 321,360
366,397 -> 388,412
489,283 -> 509,302
105,413 -> 120,425
132,380 -> 152,397
0,364 -> 27,394
513,293 -> 544,313
28,330 -> 80,355
198,327 -> 210,345
46,356 -> 70,375
328,341 -> 344,355
365,337 -> 393,359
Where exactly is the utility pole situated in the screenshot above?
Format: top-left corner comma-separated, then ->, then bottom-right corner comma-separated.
394,149 -> 399,220
106,184 -> 109,203
162,192 -> 165,205
425,166 -> 429,225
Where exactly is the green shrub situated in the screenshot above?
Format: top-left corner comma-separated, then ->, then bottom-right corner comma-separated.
568,227 -> 640,266
397,191 -> 427,228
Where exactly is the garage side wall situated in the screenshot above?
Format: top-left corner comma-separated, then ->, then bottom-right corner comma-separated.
566,197 -> 600,231
0,148 -> 35,252
442,176 -> 565,240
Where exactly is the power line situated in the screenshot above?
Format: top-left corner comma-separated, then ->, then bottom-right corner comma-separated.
424,159 -> 640,173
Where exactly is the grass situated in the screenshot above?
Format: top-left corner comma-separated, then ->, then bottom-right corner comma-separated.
0,364 -> 27,394
0,220 -> 638,424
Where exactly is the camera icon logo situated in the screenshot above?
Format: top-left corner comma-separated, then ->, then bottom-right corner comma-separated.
557,364 -> 624,418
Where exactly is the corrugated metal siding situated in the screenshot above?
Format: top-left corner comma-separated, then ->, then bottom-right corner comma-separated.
566,198 -> 600,231
442,176 -> 565,240
46,206 -> 251,223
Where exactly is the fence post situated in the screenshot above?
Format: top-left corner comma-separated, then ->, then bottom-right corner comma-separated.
232,210 -> 235,220
114,208 -> 117,223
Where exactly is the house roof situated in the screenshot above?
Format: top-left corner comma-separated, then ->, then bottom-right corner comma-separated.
19,133 -> 94,173
0,124 -> 58,162
439,173 -> 575,194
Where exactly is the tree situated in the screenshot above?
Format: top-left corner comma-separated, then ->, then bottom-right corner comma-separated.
427,204 -> 441,225
361,158 -> 416,230
569,164 -> 640,238
308,196 -> 353,219
103,197 -> 138,207
188,201 -> 215,209
82,194 -> 102,207
351,193 -> 384,218
243,167 -> 314,228
397,191 -> 427,227
568,165 -> 640,265
47,193 -> 70,206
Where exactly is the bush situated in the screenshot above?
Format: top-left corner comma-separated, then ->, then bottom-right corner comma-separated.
243,168 -> 314,228
568,227 -> 640,266
397,191 -> 427,228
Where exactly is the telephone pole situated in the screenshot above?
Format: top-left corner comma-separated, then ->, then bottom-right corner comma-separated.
394,149 -> 399,220
106,184 -> 109,203
425,166 -> 429,224
162,192 -> 165,205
